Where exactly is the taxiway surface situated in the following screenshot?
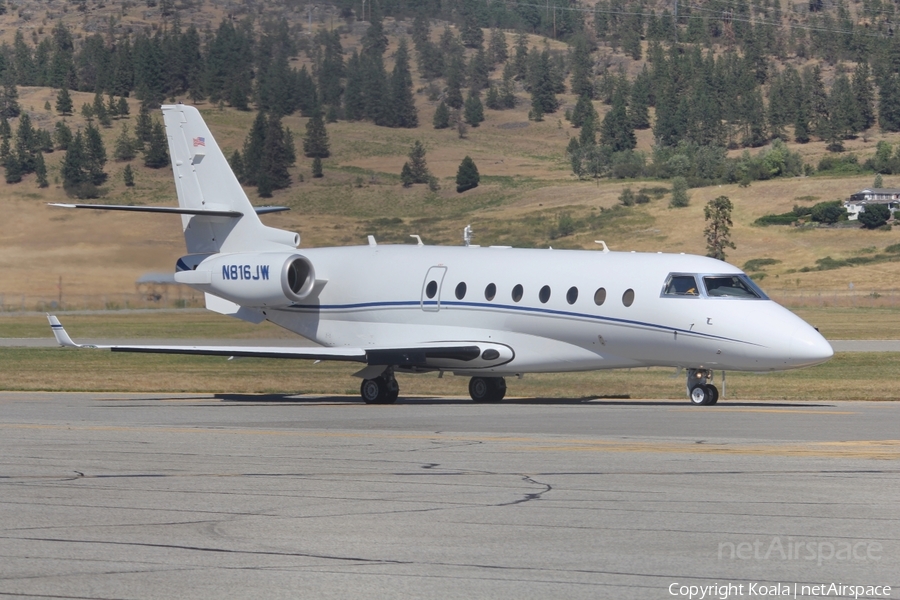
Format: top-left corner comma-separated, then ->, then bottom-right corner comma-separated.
0,392 -> 897,599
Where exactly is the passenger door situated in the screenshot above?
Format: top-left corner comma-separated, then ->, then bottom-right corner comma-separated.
420,266 -> 447,312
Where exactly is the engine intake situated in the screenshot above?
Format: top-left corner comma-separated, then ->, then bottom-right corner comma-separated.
175,252 -> 320,307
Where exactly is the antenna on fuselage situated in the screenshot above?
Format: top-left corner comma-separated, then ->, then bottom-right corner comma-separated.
463,225 -> 474,247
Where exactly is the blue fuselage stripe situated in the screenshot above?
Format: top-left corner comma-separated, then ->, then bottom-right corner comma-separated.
281,300 -> 761,347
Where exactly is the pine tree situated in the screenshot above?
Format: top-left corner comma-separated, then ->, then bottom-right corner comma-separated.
84,123 -> 107,185
228,150 -> 244,182
0,73 -> 20,119
445,56 -> 465,110
570,37 -> 594,99
15,113 -> 37,174
389,39 -> 418,128
303,112 -> 330,158
500,63 -> 517,108
135,105 -> 153,148
116,97 -> 129,118
571,94 -> 598,128
61,130 -> 92,196
528,50 -> 559,119
468,47 -> 490,92
456,156 -> 480,193
401,161 -> 414,187
93,92 -> 111,128
599,89 -> 636,152
0,116 -> 9,141
241,112 -> 268,185
488,29 -> 508,66
259,115 -> 293,194
579,115 -> 597,146
407,141 -> 430,184
464,90 -> 484,127
107,94 -> 118,119
35,151 -> 48,188
513,33 -> 529,80
343,51 -> 365,121
312,156 -> 323,178
123,163 -> 135,187
432,101 -> 450,129
460,2 -> 484,49
54,121 -> 72,150
4,152 -> 22,183
55,87 -> 73,115
114,124 -> 136,161
879,74 -> 900,132
704,196 -> 736,260
852,61 -> 875,132
486,84 -> 501,110
143,121 -> 169,169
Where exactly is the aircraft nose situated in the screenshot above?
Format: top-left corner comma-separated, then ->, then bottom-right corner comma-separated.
790,328 -> 834,367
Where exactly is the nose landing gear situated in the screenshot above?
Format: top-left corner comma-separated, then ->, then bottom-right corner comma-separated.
687,369 -> 719,406
360,368 -> 400,404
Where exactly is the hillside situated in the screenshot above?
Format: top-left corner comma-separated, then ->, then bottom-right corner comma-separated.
3,1 -> 900,311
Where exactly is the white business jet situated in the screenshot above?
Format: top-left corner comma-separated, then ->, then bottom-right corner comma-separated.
48,104 -> 833,405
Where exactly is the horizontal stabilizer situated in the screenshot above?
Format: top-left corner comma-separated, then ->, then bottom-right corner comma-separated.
254,206 -> 291,215
49,203 -> 243,217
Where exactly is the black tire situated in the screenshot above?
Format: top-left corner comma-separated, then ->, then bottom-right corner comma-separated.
706,384 -> 719,405
361,378 -> 386,404
689,385 -> 711,406
469,376 -> 505,403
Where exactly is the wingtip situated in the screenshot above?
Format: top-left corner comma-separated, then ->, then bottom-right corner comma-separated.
47,315 -> 78,348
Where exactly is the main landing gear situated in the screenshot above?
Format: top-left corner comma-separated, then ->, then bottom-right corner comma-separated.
687,369 -> 718,406
360,369 -> 399,405
468,376 -> 507,403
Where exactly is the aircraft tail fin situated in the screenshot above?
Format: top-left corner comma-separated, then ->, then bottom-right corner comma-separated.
161,104 -> 299,254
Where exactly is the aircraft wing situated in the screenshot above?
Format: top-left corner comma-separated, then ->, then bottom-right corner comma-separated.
47,316 -> 513,368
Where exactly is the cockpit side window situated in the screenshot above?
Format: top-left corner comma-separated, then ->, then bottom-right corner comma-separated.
703,275 -> 766,299
663,274 -> 700,297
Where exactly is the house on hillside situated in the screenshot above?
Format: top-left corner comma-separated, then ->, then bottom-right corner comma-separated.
844,188 -> 900,220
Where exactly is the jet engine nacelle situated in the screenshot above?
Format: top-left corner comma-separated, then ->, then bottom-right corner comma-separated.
175,252 -> 319,307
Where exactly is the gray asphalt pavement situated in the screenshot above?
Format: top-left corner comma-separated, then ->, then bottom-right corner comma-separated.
0,392 -> 897,599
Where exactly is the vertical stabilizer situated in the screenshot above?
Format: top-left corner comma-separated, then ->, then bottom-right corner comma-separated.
162,104 -> 299,253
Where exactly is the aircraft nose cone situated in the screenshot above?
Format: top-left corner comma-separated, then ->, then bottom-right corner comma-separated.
790,329 -> 834,367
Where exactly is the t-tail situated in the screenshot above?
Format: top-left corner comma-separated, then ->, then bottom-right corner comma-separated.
161,104 -> 299,254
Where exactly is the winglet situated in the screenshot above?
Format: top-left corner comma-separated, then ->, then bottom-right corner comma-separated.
47,315 -> 79,348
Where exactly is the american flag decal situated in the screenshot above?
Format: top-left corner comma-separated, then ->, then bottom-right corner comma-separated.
193,136 -> 206,147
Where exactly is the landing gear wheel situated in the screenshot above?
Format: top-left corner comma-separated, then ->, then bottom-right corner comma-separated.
360,374 -> 399,405
469,376 -> 506,403
705,384 -> 719,405
690,385 -> 714,406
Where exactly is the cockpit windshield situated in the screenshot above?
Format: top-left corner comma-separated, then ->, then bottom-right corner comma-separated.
662,273 -> 768,299
663,275 -> 700,296
703,275 -> 768,299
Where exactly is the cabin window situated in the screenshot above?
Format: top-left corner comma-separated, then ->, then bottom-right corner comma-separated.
594,287 -> 607,306
455,282 -> 467,300
485,283 -> 496,301
703,275 -> 766,299
622,288 -> 635,307
566,286 -> 578,304
512,284 -> 524,302
663,274 -> 700,297
539,285 -> 551,303
425,280 -> 438,299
